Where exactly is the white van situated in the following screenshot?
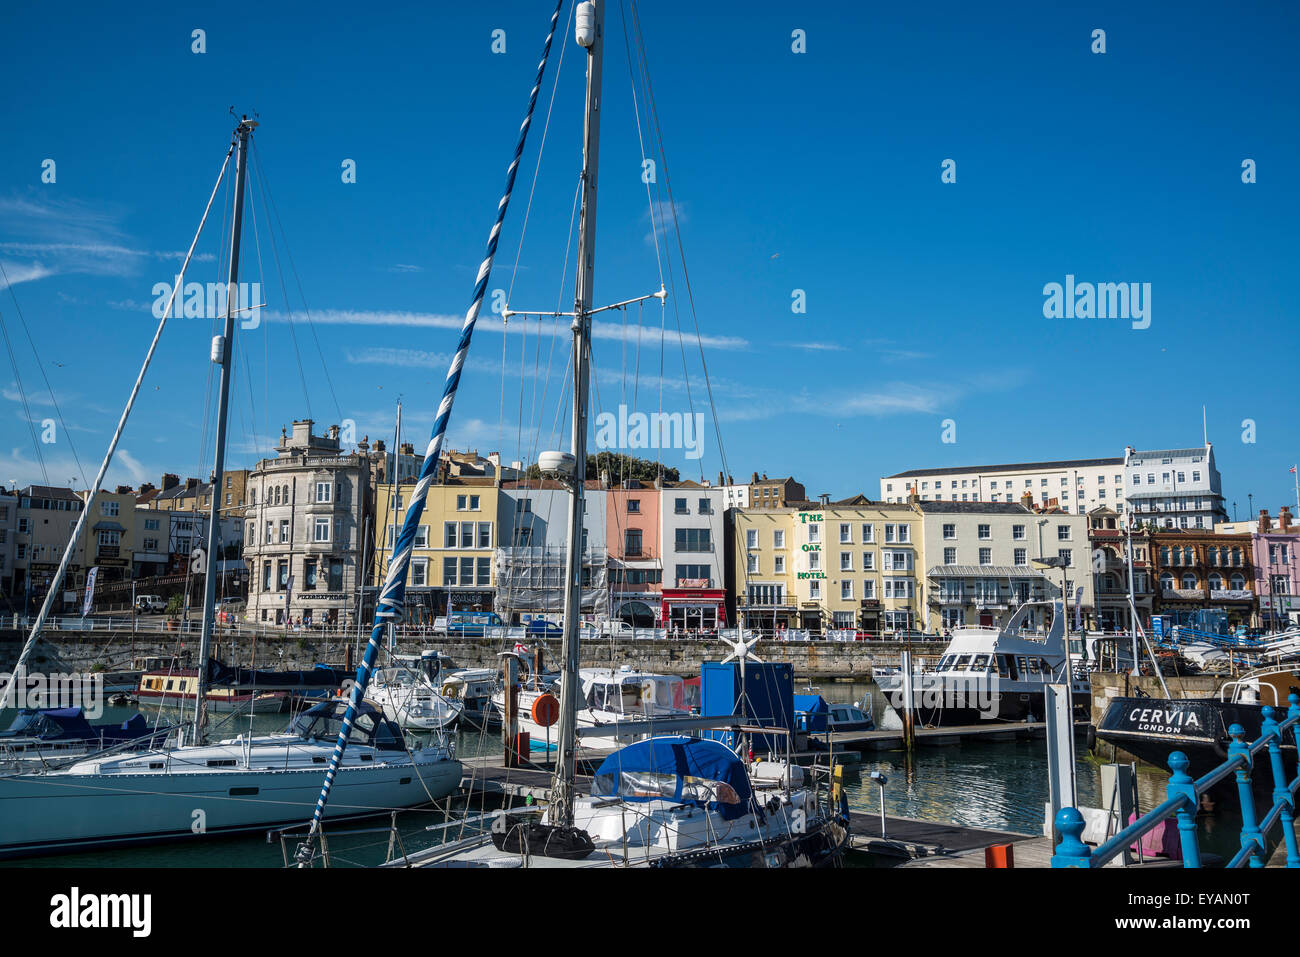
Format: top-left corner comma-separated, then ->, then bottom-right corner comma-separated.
136,595 -> 166,614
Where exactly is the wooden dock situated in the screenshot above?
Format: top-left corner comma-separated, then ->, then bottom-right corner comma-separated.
817,719 -> 1088,752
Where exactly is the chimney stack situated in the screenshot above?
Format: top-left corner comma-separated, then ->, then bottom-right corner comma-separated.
1259,509 -> 1272,533
1020,490 -> 1034,510
1279,506 -> 1293,532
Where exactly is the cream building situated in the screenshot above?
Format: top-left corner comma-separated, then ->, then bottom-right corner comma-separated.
913,500 -> 1093,632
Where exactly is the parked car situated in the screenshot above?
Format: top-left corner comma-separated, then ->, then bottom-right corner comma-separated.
447,612 -> 505,637
135,595 -> 166,614
582,619 -> 639,639
525,619 -> 563,639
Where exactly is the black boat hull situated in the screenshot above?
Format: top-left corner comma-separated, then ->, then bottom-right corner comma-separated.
1096,696 -> 1298,789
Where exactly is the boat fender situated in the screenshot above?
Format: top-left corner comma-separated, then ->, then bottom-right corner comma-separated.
1085,724 -> 1097,753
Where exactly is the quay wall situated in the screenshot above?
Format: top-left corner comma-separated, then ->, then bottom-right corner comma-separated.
0,629 -> 946,680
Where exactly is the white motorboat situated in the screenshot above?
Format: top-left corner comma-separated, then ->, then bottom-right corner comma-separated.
875,600 -> 1089,726
495,666 -> 692,752
369,652 -> 463,730
0,698 -> 461,859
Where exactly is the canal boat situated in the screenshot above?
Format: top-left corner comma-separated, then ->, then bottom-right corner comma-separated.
0,698 -> 460,859
875,600 -> 1089,726
134,668 -> 291,713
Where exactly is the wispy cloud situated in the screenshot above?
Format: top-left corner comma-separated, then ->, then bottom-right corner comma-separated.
784,341 -> 846,352
0,261 -> 56,289
387,264 -> 424,273
262,307 -> 748,351
0,192 -> 215,286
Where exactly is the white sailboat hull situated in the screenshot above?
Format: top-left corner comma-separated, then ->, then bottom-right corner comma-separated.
0,743 -> 462,859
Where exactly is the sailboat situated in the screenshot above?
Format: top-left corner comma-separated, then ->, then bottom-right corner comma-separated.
0,116 -> 461,860
296,0 -> 848,869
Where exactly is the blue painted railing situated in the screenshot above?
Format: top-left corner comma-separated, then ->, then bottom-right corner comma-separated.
1053,693 -> 1300,868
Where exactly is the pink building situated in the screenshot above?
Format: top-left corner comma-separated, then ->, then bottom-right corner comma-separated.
1253,507 -> 1300,630
606,480 -> 662,626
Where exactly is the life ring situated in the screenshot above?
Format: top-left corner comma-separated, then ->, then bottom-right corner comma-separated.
531,693 -> 560,728
442,684 -> 460,699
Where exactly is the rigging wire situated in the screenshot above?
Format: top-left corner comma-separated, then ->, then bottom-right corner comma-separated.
250,140 -> 343,421
0,262 -> 88,488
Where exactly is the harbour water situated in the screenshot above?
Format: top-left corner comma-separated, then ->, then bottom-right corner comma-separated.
0,681 -> 1243,867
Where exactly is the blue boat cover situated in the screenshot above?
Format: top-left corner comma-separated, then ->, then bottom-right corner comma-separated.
592,735 -> 754,821
793,694 -> 828,713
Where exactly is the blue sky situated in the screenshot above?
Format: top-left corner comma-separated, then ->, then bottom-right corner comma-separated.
0,0 -> 1296,517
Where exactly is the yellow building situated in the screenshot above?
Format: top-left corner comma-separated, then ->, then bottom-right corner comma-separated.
733,507 -> 798,634
373,477 -> 499,620
734,498 -> 921,636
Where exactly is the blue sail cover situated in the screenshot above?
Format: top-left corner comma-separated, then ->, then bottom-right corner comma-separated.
592,736 -> 754,821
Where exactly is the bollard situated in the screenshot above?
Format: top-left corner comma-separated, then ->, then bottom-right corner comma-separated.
1229,723 -> 1265,868
1166,751 -> 1202,868
985,843 -> 1015,868
1050,808 -> 1091,867
1262,704 -> 1300,868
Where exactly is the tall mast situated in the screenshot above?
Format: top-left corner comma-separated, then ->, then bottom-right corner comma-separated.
387,400 -> 402,654
194,116 -> 256,736
554,0 -> 603,827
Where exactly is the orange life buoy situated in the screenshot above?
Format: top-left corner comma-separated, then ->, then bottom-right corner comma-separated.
531,693 -> 560,728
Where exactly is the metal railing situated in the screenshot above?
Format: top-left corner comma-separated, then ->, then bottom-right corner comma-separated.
1052,694 -> 1300,868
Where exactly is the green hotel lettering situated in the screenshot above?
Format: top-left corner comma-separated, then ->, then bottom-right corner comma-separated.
796,572 -> 827,580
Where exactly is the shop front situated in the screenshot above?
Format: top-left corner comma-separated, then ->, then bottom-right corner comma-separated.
661,585 -> 726,635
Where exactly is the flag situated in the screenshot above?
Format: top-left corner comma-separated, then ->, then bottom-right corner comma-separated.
1291,465 -> 1297,474
81,566 -> 99,617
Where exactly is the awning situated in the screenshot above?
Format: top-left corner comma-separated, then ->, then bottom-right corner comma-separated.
927,565 -> 1045,578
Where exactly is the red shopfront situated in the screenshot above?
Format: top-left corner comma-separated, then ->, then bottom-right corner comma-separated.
661,584 -> 727,633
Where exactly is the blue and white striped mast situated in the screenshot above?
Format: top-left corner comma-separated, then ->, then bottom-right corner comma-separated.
295,0 -> 566,864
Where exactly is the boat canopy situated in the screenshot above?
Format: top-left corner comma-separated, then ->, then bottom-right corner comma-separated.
289,699 -> 405,751
592,735 -> 754,821
0,708 -> 155,743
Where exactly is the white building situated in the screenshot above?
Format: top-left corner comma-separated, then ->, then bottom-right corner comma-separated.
659,483 -> 728,631
880,457 -> 1127,516
1123,444 -> 1227,531
495,480 -> 607,620
242,420 -> 372,627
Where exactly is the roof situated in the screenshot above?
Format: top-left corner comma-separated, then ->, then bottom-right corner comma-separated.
927,565 -> 1048,578
22,485 -> 81,500
912,501 -> 1034,515
884,457 -> 1123,479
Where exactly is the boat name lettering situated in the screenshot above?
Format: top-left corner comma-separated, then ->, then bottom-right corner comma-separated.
1128,707 -> 1201,732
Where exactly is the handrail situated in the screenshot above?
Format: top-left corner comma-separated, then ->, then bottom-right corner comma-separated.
1053,693 -> 1300,868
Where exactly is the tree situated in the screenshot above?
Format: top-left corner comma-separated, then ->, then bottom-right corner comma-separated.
524,453 -> 678,484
